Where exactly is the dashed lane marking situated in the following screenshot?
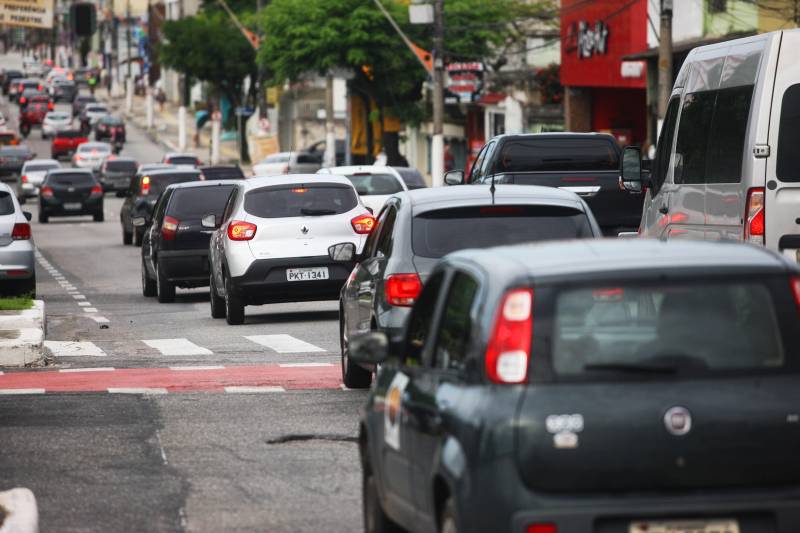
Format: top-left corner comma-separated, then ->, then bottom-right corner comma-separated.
72,295 -> 86,300
245,334 -> 325,353
77,302 -> 91,307
143,338 -> 214,356
169,365 -> 224,371
83,308 -> 98,313
44,341 -> 107,357
88,316 -> 109,323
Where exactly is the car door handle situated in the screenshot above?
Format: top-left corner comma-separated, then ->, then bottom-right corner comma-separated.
658,205 -> 669,215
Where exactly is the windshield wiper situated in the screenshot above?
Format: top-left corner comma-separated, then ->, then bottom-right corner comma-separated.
583,362 -> 678,374
300,208 -> 337,216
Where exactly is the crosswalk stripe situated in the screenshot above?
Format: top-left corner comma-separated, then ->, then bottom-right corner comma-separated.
44,341 -> 106,357
245,334 -> 325,353
143,338 -> 214,356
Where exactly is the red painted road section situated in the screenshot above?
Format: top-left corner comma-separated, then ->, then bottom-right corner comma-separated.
0,365 -> 342,392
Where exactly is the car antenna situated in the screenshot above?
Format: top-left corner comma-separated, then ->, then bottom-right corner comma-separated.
490,174 -> 496,205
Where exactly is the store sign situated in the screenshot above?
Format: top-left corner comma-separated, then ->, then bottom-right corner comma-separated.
0,0 -> 54,28
577,20 -> 609,59
446,62 -> 484,104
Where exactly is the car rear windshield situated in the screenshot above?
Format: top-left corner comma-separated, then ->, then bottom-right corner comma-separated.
78,145 -> 110,153
168,185 -> 235,219
345,173 -> 403,195
202,167 -> 244,180
47,113 -> 69,120
412,205 -> 594,258
106,160 -> 137,172
145,173 -> 200,196
493,138 -> 620,173
263,154 -> 290,163
549,279 -> 796,378
26,164 -> 58,172
396,168 -> 427,190
0,191 -> 15,215
244,184 -> 358,218
48,173 -> 95,186
169,156 -> 198,166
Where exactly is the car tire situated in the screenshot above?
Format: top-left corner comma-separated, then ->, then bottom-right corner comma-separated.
209,272 -> 226,319
123,227 -> 132,245
155,260 -> 175,303
363,470 -> 403,533
94,211 -> 104,222
38,212 -> 48,224
341,314 -> 372,389
224,275 -> 244,325
141,257 -> 156,297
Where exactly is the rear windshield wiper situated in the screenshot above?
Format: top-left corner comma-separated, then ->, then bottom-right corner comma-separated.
583,363 -> 678,374
300,208 -> 337,216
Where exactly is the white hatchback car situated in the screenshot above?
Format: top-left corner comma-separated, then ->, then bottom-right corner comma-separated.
18,158 -> 60,200
317,165 -> 427,213
208,174 -> 374,324
41,111 -> 71,139
73,142 -> 111,171
0,182 -> 35,296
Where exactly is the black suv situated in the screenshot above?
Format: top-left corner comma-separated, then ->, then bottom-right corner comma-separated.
354,239 -> 800,533
39,169 -> 104,223
140,181 -> 236,302
99,156 -> 138,195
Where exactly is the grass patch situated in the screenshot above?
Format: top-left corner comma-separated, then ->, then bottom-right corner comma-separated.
0,296 -> 34,311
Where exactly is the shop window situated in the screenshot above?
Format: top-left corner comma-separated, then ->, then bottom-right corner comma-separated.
777,84 -> 800,182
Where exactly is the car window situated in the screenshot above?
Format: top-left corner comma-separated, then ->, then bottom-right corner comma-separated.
363,205 -> 389,258
468,144 -> 488,183
374,207 -> 397,258
25,163 -> 58,172
777,83 -> 800,182
105,160 -> 137,172
152,191 -> 170,223
244,184 -> 357,218
706,85 -> 753,184
493,137 -> 619,173
549,279 -> 791,377
147,173 -> 200,196
432,272 -> 479,372
168,186 -> 235,220
47,173 -> 95,186
221,188 -> 239,223
168,156 -> 199,166
652,97 -> 680,193
201,167 -> 244,180
345,173 -> 404,195
296,153 -> 321,165
480,140 -> 500,176
412,205 -> 595,259
404,271 -> 445,363
471,141 -> 494,182
0,191 -> 15,215
674,91 -> 715,185
395,168 -> 427,190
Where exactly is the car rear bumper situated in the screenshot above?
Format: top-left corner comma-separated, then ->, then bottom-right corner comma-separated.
40,196 -> 103,216
231,256 -> 355,304
0,241 -> 35,280
159,249 -> 210,286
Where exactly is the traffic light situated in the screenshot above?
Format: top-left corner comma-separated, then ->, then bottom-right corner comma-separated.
70,3 -> 96,37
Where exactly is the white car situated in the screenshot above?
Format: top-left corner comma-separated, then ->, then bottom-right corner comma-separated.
72,142 -> 112,171
82,104 -> 110,125
41,111 -> 71,139
18,159 -> 60,200
317,165 -> 428,214
0,182 -> 35,296
207,174 -> 373,324
252,151 -> 321,176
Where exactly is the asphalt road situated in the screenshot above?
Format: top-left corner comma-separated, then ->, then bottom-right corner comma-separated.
0,53 -> 366,533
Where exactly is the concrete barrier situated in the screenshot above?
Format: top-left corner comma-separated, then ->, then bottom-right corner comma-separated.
0,488 -> 38,533
0,301 -> 45,367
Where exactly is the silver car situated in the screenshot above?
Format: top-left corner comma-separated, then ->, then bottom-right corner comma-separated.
72,142 -> 111,171
82,103 -> 110,126
0,182 -> 35,296
41,111 -> 72,139
18,159 -> 60,201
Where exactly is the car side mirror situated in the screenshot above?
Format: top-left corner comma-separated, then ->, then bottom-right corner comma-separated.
23,211 -> 31,221
444,170 -> 464,186
328,242 -> 356,262
201,214 -> 217,229
619,146 -> 648,194
349,331 -> 389,365
131,216 -> 146,227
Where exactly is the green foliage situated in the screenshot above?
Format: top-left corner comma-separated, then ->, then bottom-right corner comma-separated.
0,296 -> 33,311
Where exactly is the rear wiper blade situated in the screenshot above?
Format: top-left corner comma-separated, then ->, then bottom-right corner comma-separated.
583,363 -> 678,374
300,208 -> 337,216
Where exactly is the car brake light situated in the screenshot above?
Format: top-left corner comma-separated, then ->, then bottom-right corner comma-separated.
19,97 -> 26,104
11,223 -> 30,240
90,184 -> 103,196
21,174 -> 27,183
140,176 -> 150,196
791,276 -> 800,314
227,220 -> 257,241
486,288 -> 533,384
41,186 -> 54,198
47,102 -> 54,111
744,187 -> 765,245
527,525 -> 556,533
351,214 -> 375,234
162,215 -> 179,241
384,274 -> 422,307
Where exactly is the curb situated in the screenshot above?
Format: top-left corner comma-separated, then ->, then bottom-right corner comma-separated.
0,301 -> 45,367
0,488 -> 39,533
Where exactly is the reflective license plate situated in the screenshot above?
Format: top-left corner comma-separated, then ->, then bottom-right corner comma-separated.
286,267 -> 329,281
629,519 -> 739,533
63,202 -> 82,210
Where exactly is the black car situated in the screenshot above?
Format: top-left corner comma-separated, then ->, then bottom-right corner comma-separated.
0,146 -> 35,182
354,239 -> 800,533
120,168 -> 202,246
72,94 -> 97,118
141,181 -> 236,302
94,116 -> 126,142
198,164 -> 244,181
98,156 -> 138,195
51,79 -> 77,102
39,169 -> 103,223
1,69 -> 23,95
331,185 -> 601,388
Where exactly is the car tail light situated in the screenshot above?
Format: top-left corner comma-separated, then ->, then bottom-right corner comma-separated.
47,101 -> 54,111
140,175 -> 150,196
791,276 -> 800,314
351,214 -> 375,234
486,288 -> 534,384
41,186 -> 54,198
384,274 -> 422,307
744,187 -> 765,245
21,175 -> 27,183
90,184 -> 103,197
162,215 -> 179,241
11,223 -> 30,240
527,525 -> 556,533
227,220 -> 257,241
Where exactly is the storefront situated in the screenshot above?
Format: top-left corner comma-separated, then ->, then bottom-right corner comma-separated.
561,0 -> 649,147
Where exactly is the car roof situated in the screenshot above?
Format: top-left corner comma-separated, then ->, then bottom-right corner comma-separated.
166,179 -> 238,191
401,184 -> 586,212
165,152 -> 199,159
446,240 -> 795,283
24,159 -> 58,166
242,173 -> 354,190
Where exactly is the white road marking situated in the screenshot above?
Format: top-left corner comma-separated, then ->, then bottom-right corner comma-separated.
83,308 -> 98,313
143,338 -> 213,356
58,367 -> 115,373
245,334 -> 325,353
88,316 -> 109,323
0,389 -> 45,395
77,302 -> 91,307
108,388 -> 168,395
169,365 -> 225,371
224,386 -> 285,393
72,294 -> 86,300
44,341 -> 106,357
278,362 -> 334,368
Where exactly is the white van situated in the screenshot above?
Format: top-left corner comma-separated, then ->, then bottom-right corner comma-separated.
621,29 -> 800,262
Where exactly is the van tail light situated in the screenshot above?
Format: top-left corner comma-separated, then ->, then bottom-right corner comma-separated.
11,223 -> 31,240
227,220 -> 257,241
140,176 -> 151,196
527,525 -> 556,533
486,288 -> 533,384
351,214 -> 375,235
384,274 -> 422,307
744,187 -> 765,245
21,175 -> 27,183
41,186 -> 54,198
791,276 -> 800,314
162,215 -> 179,241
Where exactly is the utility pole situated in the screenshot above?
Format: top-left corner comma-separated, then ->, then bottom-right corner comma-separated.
431,0 -> 445,187
324,73 -> 335,168
256,0 -> 267,119
126,0 -> 131,78
657,0 -> 673,121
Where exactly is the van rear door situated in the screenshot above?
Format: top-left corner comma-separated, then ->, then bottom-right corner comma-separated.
766,30 -> 800,262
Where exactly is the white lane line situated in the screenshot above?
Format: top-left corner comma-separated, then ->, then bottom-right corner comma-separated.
72,294 -> 86,300
88,316 -> 109,323
83,308 -> 98,313
278,362 -> 334,368
59,367 -> 115,373
0,389 -> 45,395
169,365 -> 225,371
44,341 -> 106,357
67,291 -> 80,295
143,338 -> 213,356
77,301 -> 91,307
245,334 -> 325,353
108,388 -> 168,395
224,386 -> 285,393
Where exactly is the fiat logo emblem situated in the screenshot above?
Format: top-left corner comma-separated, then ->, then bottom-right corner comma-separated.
300,225 -> 309,235
664,406 -> 692,436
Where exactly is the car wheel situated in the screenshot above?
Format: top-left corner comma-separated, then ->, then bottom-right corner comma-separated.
38,212 -> 48,223
363,470 -> 403,533
224,275 -> 244,325
141,257 -> 156,297
155,260 -> 175,303
123,227 -> 132,245
440,499 -> 459,533
341,314 -> 372,389
94,211 -> 104,222
209,271 -> 226,319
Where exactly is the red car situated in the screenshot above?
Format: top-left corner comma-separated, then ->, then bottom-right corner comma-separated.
51,130 -> 88,160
